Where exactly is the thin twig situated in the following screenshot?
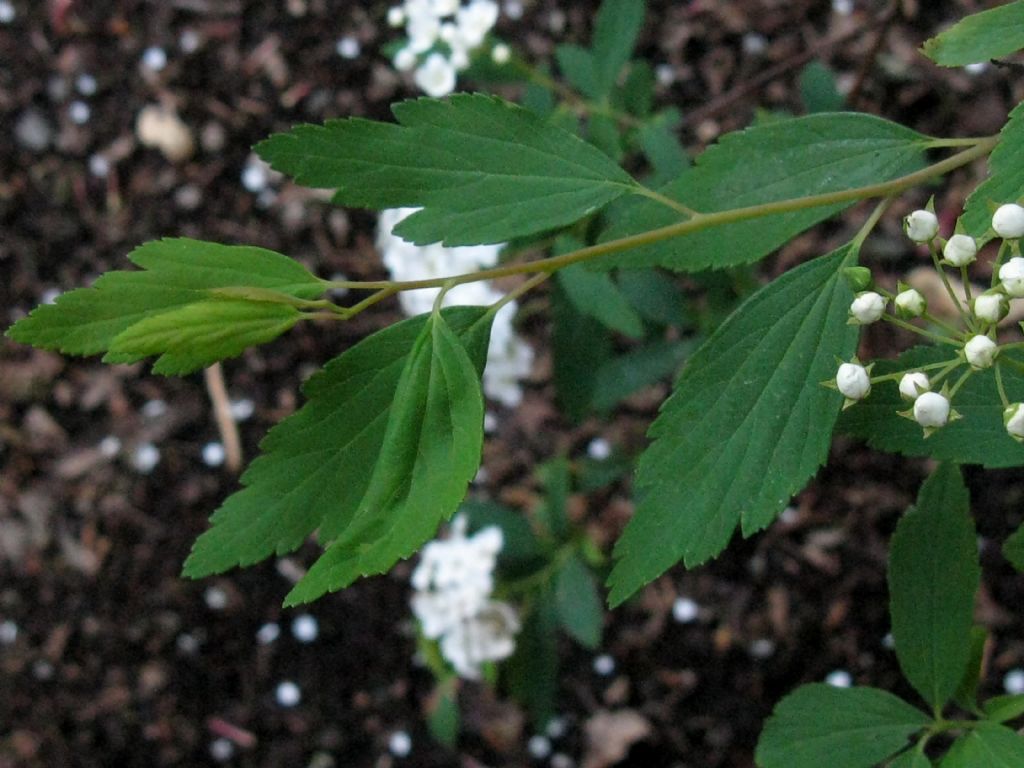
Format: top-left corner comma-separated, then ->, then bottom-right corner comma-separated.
204,363 -> 242,473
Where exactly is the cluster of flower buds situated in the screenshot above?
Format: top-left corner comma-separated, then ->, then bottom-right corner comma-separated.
834,201 -> 1024,440
410,516 -> 520,679
386,0 -> 505,97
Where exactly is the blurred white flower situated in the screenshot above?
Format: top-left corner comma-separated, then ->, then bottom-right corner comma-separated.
411,516 -> 520,678
414,52 -> 457,97
377,208 -> 532,406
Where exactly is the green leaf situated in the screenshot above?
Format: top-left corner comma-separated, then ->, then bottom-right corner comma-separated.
921,1 -> 1024,67
953,626 -> 989,711
282,309 -> 487,605
106,299 -> 301,375
538,457 -> 571,541
588,113 -> 623,162
426,679 -> 460,748
617,60 -> 656,119
554,554 -> 603,649
557,265 -> 644,338
799,61 -> 845,113
506,588 -> 559,729
755,684 -> 930,768
181,307 -> 489,582
961,100 -> 1024,235
551,280 -> 614,423
590,339 -> 693,413
256,94 -> 638,247
615,268 -> 690,327
555,44 -> 600,100
597,113 -> 928,272
983,694 -> 1024,724
1005,524 -> 1024,571
889,463 -> 980,712
591,0 -> 646,96
6,238 -> 323,358
941,723 -> 1024,767
608,246 -> 858,606
637,109 -> 689,183
888,750 -> 931,768
837,346 -> 1024,468
461,499 -> 545,575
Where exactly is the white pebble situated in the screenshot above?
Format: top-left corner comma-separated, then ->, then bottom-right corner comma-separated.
256,622 -> 281,645
655,64 -> 675,87
545,716 -> 567,739
99,436 -> 121,458
779,506 -> 799,524
75,73 -> 97,96
503,0 -> 523,20
336,36 -> 361,59
749,638 -> 776,659
204,586 -> 228,611
33,660 -> 54,680
527,734 -> 552,759
551,754 -> 575,768
586,437 -> 611,460
832,0 -> 853,15
1004,668 -> 1024,695
202,442 -> 226,467
593,654 -> 615,676
176,631 -> 200,655
388,730 -> 412,757
68,100 -> 91,125
825,669 -> 852,688
131,442 -> 161,474
15,110 -> 53,151
327,272 -> 350,298
179,29 -> 201,53
672,596 -> 699,624
88,154 -> 110,178
229,398 -> 255,421
40,288 -> 62,305
0,620 -> 18,645
275,680 -> 302,707
241,161 -> 270,193
741,33 -> 767,55
209,737 -> 235,762
141,46 -> 168,72
483,411 -> 498,434
881,632 -> 895,650
291,613 -> 319,643
0,1 -> 13,23
473,466 -> 490,484
965,61 -> 989,76
141,399 -> 168,418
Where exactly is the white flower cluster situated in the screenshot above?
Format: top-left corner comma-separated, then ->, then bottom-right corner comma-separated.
377,207 -> 534,407
387,0 -> 503,97
837,202 -> 1024,439
411,516 -> 520,679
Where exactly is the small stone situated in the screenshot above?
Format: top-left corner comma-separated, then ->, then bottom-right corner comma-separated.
68,100 -> 91,125
136,105 -> 195,163
98,436 -> 121,458
551,754 -> 574,768
832,0 -> 854,15
0,1 -> 14,23
388,730 -> 412,757
141,399 -> 168,418
593,654 -> 615,676
586,437 -> 611,460
672,597 -> 699,624
0,620 -> 18,645
179,29 -> 201,53
141,46 -> 168,72
964,62 -> 988,76
545,716 -> 567,739
131,443 -> 161,474
75,73 -> 97,96
275,681 -> 301,707
742,33 -> 767,55
504,0 -> 523,20
483,412 -> 498,434
209,738 -> 235,762
229,398 -> 255,421
204,586 -> 228,611
202,442 -> 226,467
88,154 -> 110,178
655,64 -> 675,87
527,735 -> 551,759
749,638 -> 776,659
291,613 -> 319,643
32,660 -> 54,680
176,631 -> 201,655
1004,668 -> 1024,695
336,36 -> 361,59
15,110 -> 53,151
825,669 -> 852,688
256,622 -> 281,645
241,157 -> 271,193
40,288 -> 61,305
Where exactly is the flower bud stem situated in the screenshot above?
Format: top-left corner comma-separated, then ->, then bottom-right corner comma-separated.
995,362 -> 1010,407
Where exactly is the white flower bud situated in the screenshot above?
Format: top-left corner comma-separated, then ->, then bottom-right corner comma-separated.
999,256 -> 1024,298
964,334 -> 998,369
414,52 -> 457,97
849,291 -> 886,324
974,292 -> 1009,324
894,288 -> 926,317
1004,403 -> 1024,441
992,203 -> 1024,239
491,43 -> 511,65
904,209 -> 939,243
387,6 -> 406,27
393,47 -> 417,72
913,391 -> 950,429
836,363 -> 871,401
942,234 -> 977,266
898,372 -> 930,401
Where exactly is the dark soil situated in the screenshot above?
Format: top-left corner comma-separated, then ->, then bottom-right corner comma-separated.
2,1 -> 1023,767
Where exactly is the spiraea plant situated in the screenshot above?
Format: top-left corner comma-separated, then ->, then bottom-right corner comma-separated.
8,0 -> 1024,764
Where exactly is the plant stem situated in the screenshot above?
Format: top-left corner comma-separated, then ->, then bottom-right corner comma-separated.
995,362 -> 1010,407
881,313 -> 962,346
929,241 -> 972,329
